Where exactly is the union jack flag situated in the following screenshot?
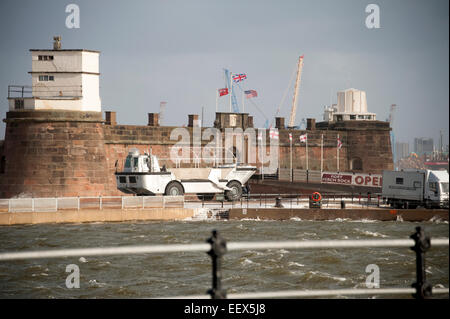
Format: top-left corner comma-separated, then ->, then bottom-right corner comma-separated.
232,73 -> 247,83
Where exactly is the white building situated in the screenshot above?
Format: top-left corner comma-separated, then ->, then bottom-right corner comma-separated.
323,88 -> 376,122
8,37 -> 101,112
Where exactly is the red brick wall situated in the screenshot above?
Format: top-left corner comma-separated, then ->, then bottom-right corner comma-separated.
0,111 -> 116,198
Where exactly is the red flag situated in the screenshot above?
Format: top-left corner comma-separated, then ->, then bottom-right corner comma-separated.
218,88 -> 229,96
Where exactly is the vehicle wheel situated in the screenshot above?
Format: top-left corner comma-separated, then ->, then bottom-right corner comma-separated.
198,193 -> 215,201
165,182 -> 184,196
225,181 -> 242,201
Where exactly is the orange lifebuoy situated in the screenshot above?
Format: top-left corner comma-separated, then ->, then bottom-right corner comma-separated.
311,192 -> 322,202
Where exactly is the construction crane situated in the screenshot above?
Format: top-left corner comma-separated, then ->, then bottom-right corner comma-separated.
389,104 -> 397,168
288,55 -> 304,128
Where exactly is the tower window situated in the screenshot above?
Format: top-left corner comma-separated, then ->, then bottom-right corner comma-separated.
38,75 -> 54,81
38,55 -> 54,61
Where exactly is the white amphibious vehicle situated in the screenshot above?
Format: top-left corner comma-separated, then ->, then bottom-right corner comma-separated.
115,149 -> 256,200
382,169 -> 449,209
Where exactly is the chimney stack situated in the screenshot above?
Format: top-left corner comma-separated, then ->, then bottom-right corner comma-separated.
105,111 -> 117,125
247,116 -> 254,128
188,114 -> 200,127
275,117 -> 285,129
148,113 -> 159,126
307,118 -> 316,130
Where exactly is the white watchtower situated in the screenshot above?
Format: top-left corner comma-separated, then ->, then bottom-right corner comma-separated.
8,36 -> 101,112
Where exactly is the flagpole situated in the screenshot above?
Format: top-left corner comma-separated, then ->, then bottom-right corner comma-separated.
262,131 -> 264,181
216,89 -> 218,113
321,134 -> 323,174
306,133 -> 309,171
229,72 -> 233,112
242,82 -> 245,113
290,133 -> 293,182
337,133 -> 340,172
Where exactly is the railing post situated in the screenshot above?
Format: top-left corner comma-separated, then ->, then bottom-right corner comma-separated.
410,226 -> 432,299
207,230 -> 227,299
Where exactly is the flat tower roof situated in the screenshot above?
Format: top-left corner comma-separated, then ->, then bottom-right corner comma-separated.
29,49 -> 100,53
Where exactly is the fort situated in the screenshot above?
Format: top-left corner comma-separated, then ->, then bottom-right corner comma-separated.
0,39 -> 393,198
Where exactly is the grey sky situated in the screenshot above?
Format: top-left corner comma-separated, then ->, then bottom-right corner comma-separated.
0,0 -> 448,149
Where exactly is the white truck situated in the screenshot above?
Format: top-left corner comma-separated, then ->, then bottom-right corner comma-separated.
382,169 -> 449,209
115,149 -> 256,201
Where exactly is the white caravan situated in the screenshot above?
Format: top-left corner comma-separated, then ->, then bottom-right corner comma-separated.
382,169 -> 449,208
115,149 -> 256,201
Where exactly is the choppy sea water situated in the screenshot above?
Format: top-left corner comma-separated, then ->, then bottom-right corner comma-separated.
0,218 -> 448,299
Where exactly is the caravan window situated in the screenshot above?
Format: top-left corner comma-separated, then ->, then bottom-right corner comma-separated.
133,157 -> 139,168
440,182 -> 448,193
395,178 -> 403,185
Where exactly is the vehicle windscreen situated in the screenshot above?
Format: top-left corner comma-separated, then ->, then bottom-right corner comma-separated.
124,155 -> 132,168
441,182 -> 449,193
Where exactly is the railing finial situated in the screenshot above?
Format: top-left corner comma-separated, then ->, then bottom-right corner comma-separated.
410,226 -> 432,299
206,229 -> 227,299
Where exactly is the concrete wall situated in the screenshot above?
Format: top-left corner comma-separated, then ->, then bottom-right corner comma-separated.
0,208 -> 195,225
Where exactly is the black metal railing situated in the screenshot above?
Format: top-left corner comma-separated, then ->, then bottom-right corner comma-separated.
7,85 -> 32,98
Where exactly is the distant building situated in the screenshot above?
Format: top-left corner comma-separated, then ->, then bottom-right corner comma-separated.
396,142 -> 409,159
323,88 -> 377,122
414,138 -> 434,157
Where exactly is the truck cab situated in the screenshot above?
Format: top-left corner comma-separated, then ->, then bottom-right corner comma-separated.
425,170 -> 449,207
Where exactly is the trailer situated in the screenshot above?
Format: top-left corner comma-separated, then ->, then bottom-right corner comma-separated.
115,149 -> 256,201
382,169 -> 449,209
